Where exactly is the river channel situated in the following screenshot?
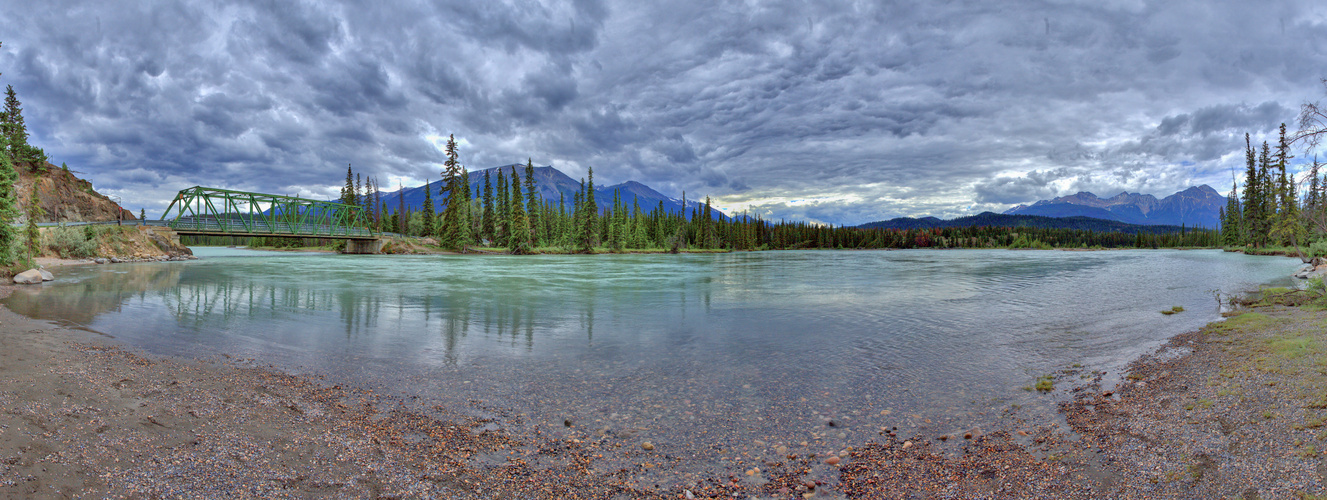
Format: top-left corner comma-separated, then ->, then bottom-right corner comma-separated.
3,248 -> 1301,478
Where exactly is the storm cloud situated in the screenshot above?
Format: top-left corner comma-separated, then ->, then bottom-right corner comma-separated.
3,0 -> 1327,224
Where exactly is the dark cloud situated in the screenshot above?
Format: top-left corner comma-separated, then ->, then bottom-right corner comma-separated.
2,0 -> 1327,223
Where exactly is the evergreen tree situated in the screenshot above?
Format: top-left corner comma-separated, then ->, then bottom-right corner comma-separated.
340,164 -> 355,206
1222,178 -> 1242,247
0,151 -> 18,266
2,85 -> 35,163
509,169 -> 530,253
496,168 -> 509,247
1271,124 -> 1294,242
524,159 -> 540,247
397,181 -> 407,235
438,134 -> 465,249
421,180 -> 435,237
355,173 -> 363,209
481,170 -> 495,244
139,208 -> 146,221
24,188 -> 42,263
584,166 -> 598,249
455,167 -> 472,250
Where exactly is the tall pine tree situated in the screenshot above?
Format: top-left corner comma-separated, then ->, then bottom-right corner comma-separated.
340,164 -> 356,206
421,180 -> 435,238
523,159 -> 540,247
481,170 -> 495,244
0,151 -> 17,266
509,169 -> 530,253
439,134 -> 466,249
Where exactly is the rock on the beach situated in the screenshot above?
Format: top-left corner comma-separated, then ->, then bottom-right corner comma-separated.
38,269 -> 53,281
13,269 -> 42,284
641,441 -> 655,451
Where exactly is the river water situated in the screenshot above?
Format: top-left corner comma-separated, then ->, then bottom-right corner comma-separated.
4,248 -> 1300,476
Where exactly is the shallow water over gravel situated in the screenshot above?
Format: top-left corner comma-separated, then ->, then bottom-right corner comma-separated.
5,248 -> 1300,474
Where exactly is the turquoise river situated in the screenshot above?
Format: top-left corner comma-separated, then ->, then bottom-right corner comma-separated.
2,248 -> 1302,476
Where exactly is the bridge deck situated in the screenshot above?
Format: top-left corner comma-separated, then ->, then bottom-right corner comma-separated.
166,215 -> 378,240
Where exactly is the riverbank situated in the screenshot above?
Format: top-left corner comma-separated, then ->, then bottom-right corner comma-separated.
1,255 -> 1319,498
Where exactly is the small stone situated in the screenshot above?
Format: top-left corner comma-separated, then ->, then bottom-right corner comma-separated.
564,419 -> 573,427
641,441 -> 654,451
938,435 -> 949,441
825,456 -> 841,465
963,432 -> 973,440
1016,430 -> 1029,436
776,445 -> 788,454
902,441 -> 913,449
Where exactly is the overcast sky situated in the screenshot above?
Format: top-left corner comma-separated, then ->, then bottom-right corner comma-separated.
3,0 -> 1327,225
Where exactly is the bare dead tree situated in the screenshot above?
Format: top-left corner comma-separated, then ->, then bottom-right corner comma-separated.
1295,79 -> 1327,152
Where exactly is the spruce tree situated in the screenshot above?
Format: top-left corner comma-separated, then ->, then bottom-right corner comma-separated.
397,181 -> 407,234
2,85 -> 32,163
481,170 -> 495,244
495,168 -> 509,247
439,134 -> 465,249
139,208 -> 146,221
24,188 -> 42,263
523,159 -> 539,247
0,152 -> 17,266
508,169 -> 530,253
1223,179 -> 1242,247
455,168 -> 472,250
584,167 -> 597,248
340,164 -> 355,206
355,173 -> 363,209
421,180 -> 435,238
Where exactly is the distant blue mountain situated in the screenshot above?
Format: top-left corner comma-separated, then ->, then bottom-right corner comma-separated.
379,165 -> 727,220
858,212 -> 1201,234
1003,185 -> 1225,228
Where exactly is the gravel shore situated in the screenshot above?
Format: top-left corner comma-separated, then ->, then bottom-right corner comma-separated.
4,283 -> 1327,498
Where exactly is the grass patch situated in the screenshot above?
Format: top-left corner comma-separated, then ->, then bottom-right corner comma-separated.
1034,375 -> 1054,392
1207,313 -> 1277,336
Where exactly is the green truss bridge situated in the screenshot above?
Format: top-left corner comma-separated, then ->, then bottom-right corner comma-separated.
152,186 -> 383,253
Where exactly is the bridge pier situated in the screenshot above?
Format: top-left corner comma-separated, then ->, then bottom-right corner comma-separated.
344,239 -> 383,254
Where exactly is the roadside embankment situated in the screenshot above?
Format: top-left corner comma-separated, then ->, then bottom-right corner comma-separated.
38,225 -> 194,263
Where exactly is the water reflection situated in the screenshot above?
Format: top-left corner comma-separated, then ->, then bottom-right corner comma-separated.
2,249 -> 1303,475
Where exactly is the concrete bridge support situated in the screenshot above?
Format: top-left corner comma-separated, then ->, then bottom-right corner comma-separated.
344,239 -> 383,254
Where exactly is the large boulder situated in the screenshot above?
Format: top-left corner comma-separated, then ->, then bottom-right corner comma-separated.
38,269 -> 53,281
13,269 -> 43,284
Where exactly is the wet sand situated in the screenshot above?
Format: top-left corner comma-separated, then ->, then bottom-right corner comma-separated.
4,279 -> 1327,498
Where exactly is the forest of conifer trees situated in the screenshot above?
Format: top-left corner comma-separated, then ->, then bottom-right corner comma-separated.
1219,123 -> 1327,259
321,136 -> 1220,254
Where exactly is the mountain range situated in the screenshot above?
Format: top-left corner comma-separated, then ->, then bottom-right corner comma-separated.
1002,185 -> 1226,228
379,165 -> 727,220
857,212 -> 1202,234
